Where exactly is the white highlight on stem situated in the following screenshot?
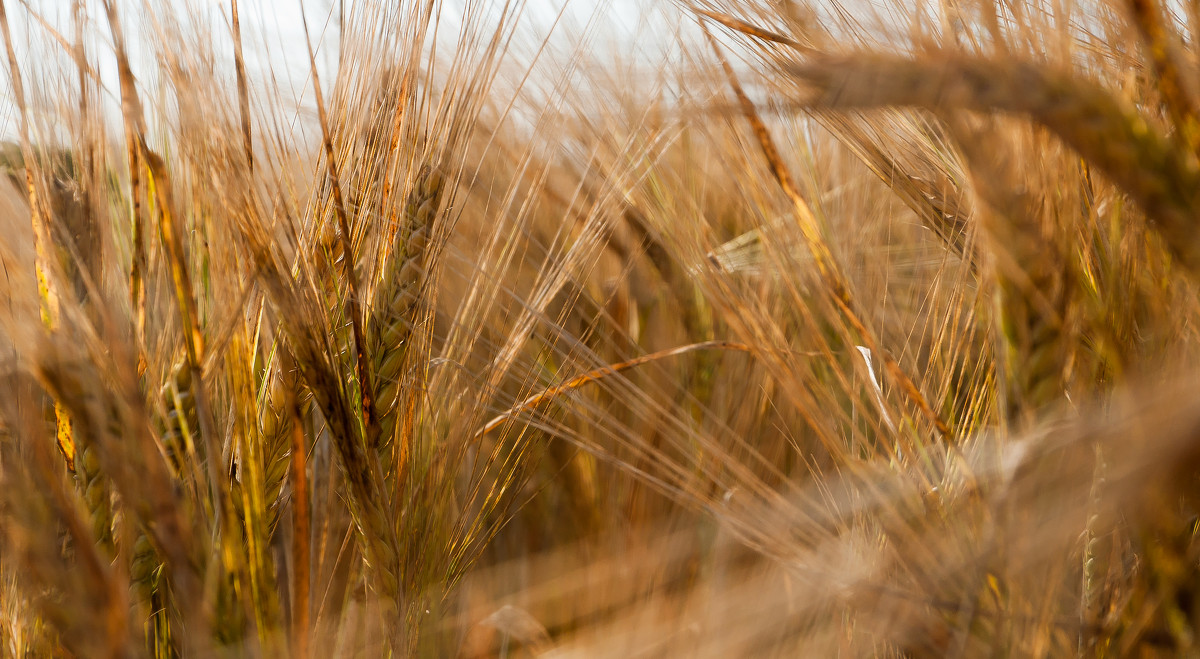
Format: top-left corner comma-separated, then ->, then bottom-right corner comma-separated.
856,345 -> 896,433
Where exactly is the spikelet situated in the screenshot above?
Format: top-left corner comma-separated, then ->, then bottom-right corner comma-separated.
128,359 -> 197,624
369,165 -> 443,458
127,532 -> 157,602
248,361 -> 295,536
2,149 -> 114,550
74,439 -> 114,552
986,190 -> 1074,421
125,359 -> 195,628
947,119 -> 1078,422
31,340 -> 205,653
241,192 -> 404,633
156,359 -> 200,479
36,392 -> 114,554
153,357 -> 259,649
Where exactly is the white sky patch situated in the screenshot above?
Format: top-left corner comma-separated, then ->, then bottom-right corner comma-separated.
0,0 -> 671,144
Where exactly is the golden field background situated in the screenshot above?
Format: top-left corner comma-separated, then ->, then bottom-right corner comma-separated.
3,0 -> 1200,656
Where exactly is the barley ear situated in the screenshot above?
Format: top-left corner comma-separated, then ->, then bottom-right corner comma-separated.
947,118 -> 1076,423
369,165 -> 443,469
789,53 -> 1200,275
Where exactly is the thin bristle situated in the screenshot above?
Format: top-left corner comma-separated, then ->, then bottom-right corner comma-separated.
789,52 -> 1200,273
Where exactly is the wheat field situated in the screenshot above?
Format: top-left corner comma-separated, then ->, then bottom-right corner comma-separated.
2,0 -> 1200,656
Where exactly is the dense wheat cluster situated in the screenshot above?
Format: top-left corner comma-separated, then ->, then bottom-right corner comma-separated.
5,0 -> 1200,655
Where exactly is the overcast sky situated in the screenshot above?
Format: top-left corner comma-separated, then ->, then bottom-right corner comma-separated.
0,0 -> 670,143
